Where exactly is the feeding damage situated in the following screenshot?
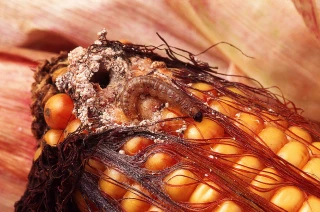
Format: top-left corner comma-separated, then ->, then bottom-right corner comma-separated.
55,30 -> 202,132
16,30 -> 320,212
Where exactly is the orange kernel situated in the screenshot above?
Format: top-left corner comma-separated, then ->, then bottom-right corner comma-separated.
163,169 -> 198,202
99,168 -> 132,200
145,153 -> 177,171
188,82 -> 217,101
234,112 -> 264,135
122,137 -> 154,156
44,93 -> 75,129
286,126 -> 312,143
258,127 -> 288,153
43,129 -> 64,147
184,118 -> 224,144
64,119 -> 82,139
209,96 -> 239,117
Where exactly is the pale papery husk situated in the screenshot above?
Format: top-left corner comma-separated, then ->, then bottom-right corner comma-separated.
2,0 -> 319,121
0,0 -> 226,65
0,48 -> 55,211
168,0 -> 320,121
292,0 -> 320,38
12,33 -> 320,212
1,1 -> 320,211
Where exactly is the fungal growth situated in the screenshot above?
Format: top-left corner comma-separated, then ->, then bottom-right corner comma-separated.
16,30 -> 320,212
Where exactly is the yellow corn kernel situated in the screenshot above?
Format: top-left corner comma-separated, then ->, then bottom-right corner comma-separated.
258,127 -> 288,153
209,96 -> 239,117
122,137 -> 154,156
210,139 -> 243,163
234,112 -> 264,135
250,168 -> 283,200
43,129 -> 64,147
164,169 -> 199,202
99,168 -> 132,200
121,184 -> 151,212
85,159 -> 106,175
302,158 -> 320,180
33,147 -> 42,161
286,126 -> 312,143
189,181 -> 221,204
189,82 -> 217,101
184,118 -> 224,144
298,195 -> 320,212
160,107 -> 184,133
145,153 -> 176,171
263,113 -> 288,129
147,205 -> 163,212
213,200 -> 242,212
277,142 -> 309,169
270,186 -> 304,212
233,156 -> 264,183
308,142 -> 320,156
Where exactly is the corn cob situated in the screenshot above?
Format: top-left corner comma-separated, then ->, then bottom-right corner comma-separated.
15,30 -> 320,212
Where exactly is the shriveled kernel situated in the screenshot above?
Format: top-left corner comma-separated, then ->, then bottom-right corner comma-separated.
270,186 -> 304,212
227,86 -> 245,96
209,96 -> 239,117
41,86 -> 58,107
277,142 -> 309,169
137,97 -> 162,119
189,181 -> 221,204
189,82 -> 217,101
121,184 -> 151,212
250,168 -> 283,200
233,156 -> 264,183
43,129 -> 64,147
234,112 -> 264,135
85,159 -> 106,175
44,93 -> 75,129
308,142 -> 320,156
122,137 -> 154,156
184,118 -> 224,144
258,127 -> 288,153
213,200 -> 242,212
52,67 -> 68,83
145,153 -> 176,171
112,108 -> 130,124
119,39 -> 132,44
99,168 -> 132,200
33,147 -> 42,161
286,126 -> 312,143
302,158 -> 320,180
263,113 -> 288,129
299,195 -> 320,212
73,189 -> 94,212
210,139 -> 243,163
160,107 -> 184,133
164,169 -> 199,202
64,119 -> 82,139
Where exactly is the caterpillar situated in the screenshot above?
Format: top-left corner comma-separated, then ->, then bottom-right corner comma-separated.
119,75 -> 203,122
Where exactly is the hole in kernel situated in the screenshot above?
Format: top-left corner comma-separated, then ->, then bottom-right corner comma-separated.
90,64 -> 110,89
